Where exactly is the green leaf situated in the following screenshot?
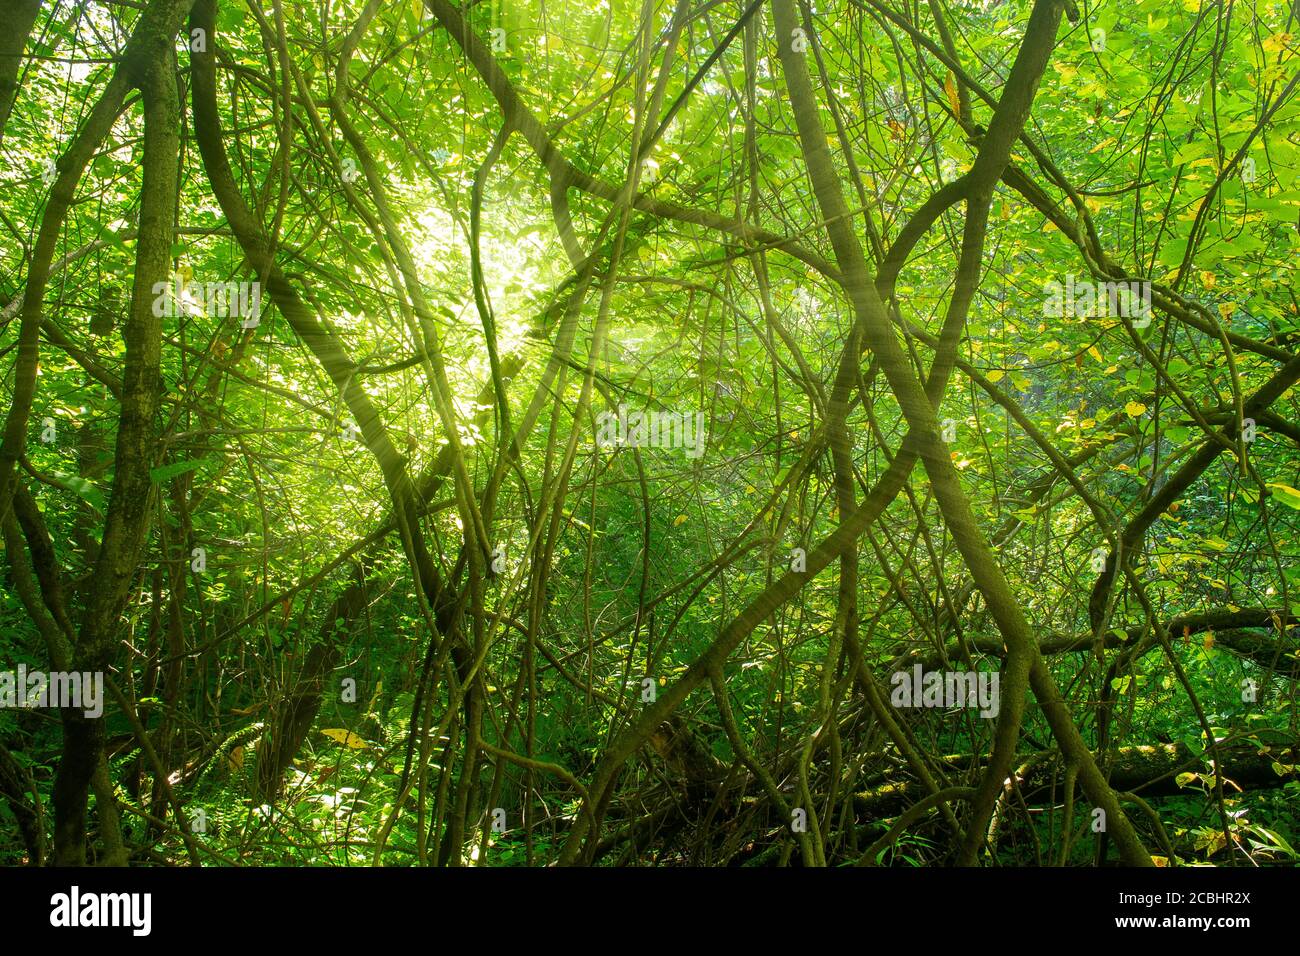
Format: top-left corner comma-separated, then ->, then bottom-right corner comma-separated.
149,459 -> 205,483
52,473 -> 105,513
1267,483 -> 1300,510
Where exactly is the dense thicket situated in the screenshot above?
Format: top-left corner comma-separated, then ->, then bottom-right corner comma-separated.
1,0 -> 1298,867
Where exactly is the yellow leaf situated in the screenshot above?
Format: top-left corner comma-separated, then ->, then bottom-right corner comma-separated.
228,745 -> 244,772
1088,345 -> 1103,362
1203,631 -> 1215,651
1218,302 -> 1236,322
1125,401 -> 1147,417
1199,270 -> 1216,290
944,72 -> 960,119
673,514 -> 687,526
321,728 -> 371,749
1262,33 -> 1292,54
987,369 -> 1005,383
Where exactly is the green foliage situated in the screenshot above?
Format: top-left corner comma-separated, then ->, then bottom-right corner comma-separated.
0,0 -> 1296,868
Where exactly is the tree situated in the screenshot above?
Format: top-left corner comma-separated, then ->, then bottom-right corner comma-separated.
1,0 -> 1297,868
